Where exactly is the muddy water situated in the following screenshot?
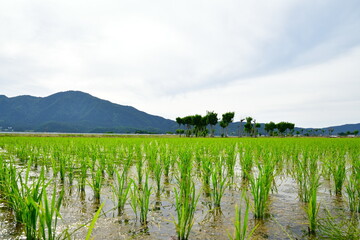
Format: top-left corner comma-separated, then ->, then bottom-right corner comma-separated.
0,162 -> 358,239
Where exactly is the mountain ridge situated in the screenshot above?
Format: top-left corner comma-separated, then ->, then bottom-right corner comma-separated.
0,90 -> 177,133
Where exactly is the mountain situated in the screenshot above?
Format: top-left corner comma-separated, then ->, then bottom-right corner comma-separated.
0,91 -> 177,133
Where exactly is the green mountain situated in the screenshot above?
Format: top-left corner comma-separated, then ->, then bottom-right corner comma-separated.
0,91 -> 177,133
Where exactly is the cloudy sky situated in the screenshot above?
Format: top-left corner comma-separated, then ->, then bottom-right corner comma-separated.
1,0 -> 359,128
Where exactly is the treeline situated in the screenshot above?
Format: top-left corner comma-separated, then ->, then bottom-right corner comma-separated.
176,111 -> 234,137
176,112 -> 295,137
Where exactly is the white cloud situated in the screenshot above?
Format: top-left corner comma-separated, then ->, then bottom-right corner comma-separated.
0,0 -> 359,127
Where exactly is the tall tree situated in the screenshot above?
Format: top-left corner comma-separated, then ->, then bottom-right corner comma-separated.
182,116 -> 193,137
176,117 -> 183,128
264,121 -> 276,136
206,111 -> 218,137
221,112 -> 235,137
244,117 -> 253,136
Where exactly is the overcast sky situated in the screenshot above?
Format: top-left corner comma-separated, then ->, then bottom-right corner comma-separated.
1,0 -> 359,128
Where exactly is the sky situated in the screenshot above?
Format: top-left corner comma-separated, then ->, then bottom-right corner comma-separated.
1,0 -> 359,128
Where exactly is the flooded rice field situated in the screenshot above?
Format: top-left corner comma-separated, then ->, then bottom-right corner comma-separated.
0,137 -> 359,239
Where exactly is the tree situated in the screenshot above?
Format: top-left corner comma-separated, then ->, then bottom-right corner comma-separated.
276,122 -> 288,136
206,111 -> 218,137
354,130 -> 359,136
176,117 -> 183,129
182,116 -> 193,137
219,120 -> 227,137
176,129 -> 185,136
244,117 -> 253,136
264,121 -> 276,136
220,112 -> 235,137
276,122 -> 295,136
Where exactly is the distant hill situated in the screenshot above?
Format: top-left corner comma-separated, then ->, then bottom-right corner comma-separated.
217,122 -> 360,136
0,91 -> 177,133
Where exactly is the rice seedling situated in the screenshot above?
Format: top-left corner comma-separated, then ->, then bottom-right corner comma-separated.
174,179 -> 199,240
38,185 -> 64,240
78,157 -> 88,192
138,174 -> 152,225
6,162 -> 47,239
153,154 -> 163,194
305,157 -> 320,235
113,169 -> 130,214
88,166 -> 103,202
249,159 -> 274,219
210,155 -> 227,208
200,151 -> 212,189
331,151 -> 346,195
240,148 -> 253,180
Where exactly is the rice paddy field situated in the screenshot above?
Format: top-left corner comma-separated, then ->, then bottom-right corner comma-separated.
0,135 -> 359,239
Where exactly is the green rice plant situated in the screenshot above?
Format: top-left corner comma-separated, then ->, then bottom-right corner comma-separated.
153,154 -> 163,194
129,174 -> 152,225
293,152 -> 320,203
58,154 -> 67,184
200,152 -> 212,189
38,186 -> 64,240
7,163 -> 47,239
331,152 -> 346,195
240,149 -> 253,180
138,174 -> 152,225
113,169 -> 130,214
88,166 -> 103,202
305,161 -> 320,235
67,161 -> 75,186
174,179 -> 199,240
306,186 -> 320,234
210,157 -> 227,208
78,157 -> 88,192
162,144 -> 172,179
249,159 -> 274,219
130,180 -> 138,220
228,192 -> 258,240
225,145 -> 237,182
136,153 -> 144,188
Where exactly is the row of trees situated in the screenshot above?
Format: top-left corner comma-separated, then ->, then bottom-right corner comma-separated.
176,111 -> 235,137
264,121 -> 295,136
176,111 -> 296,137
